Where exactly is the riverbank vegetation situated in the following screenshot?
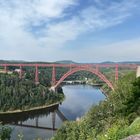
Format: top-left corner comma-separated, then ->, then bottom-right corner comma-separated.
52,72 -> 140,140
0,73 -> 64,112
0,124 -> 12,140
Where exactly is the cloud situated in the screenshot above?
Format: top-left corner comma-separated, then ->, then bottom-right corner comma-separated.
0,0 -> 77,20
0,0 -> 77,58
38,0 -> 140,48
0,0 -> 139,61
58,37 -> 140,62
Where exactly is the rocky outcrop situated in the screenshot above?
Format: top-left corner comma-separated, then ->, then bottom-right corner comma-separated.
123,134 -> 140,140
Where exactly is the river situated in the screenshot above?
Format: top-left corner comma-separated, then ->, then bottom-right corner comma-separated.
0,85 -> 105,140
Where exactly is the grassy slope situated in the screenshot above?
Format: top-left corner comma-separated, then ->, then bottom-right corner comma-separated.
52,73 -> 140,140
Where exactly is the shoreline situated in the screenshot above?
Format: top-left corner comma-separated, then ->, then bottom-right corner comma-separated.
0,102 -> 60,115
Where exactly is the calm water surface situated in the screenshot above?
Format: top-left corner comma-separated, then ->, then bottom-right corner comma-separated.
0,85 -> 105,140
60,85 -> 105,120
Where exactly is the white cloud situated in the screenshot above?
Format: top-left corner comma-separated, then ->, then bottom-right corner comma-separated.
0,0 -> 139,61
0,0 -> 77,20
38,0 -> 140,48
77,0 -> 138,30
0,0 -> 77,56
58,38 -> 140,62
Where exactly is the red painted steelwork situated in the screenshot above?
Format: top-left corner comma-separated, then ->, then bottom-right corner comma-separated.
0,63 -> 138,90
52,65 -> 56,86
4,64 -> 7,73
54,67 -> 114,90
0,63 -> 138,68
35,64 -> 39,84
19,65 -> 22,79
115,64 -> 119,81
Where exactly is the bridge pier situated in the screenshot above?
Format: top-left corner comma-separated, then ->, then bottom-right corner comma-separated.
35,117 -> 38,127
52,111 -> 56,130
4,65 -> 7,73
115,64 -> 118,81
35,65 -> 39,84
52,65 -> 56,86
19,65 -> 22,79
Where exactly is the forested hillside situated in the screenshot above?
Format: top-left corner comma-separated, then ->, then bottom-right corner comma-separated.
0,73 -> 64,112
52,72 -> 140,140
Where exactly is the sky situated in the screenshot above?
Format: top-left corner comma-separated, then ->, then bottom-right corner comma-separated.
0,0 -> 140,63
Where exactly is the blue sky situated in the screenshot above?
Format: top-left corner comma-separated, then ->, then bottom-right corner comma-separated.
0,0 -> 140,62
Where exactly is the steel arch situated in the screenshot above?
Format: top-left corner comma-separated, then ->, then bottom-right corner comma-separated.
54,67 -> 114,90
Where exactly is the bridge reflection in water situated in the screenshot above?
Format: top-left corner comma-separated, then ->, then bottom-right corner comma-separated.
0,104 -> 67,131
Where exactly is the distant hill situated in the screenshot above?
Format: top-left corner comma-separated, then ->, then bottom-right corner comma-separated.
54,60 -> 78,64
118,61 -> 140,64
0,60 -> 140,65
100,61 -> 140,64
0,60 -> 77,64
0,60 -> 51,64
0,60 -> 25,64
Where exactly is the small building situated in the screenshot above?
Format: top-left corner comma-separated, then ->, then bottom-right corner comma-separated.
15,69 -> 21,73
